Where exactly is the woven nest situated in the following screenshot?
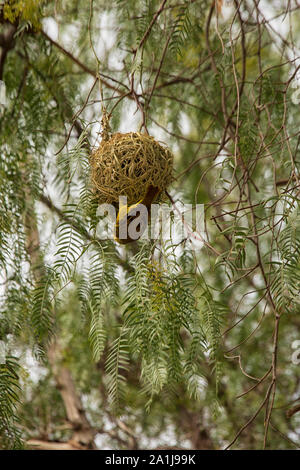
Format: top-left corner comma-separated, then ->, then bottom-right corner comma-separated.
90,132 -> 173,206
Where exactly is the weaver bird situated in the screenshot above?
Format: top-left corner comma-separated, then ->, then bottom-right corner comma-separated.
114,185 -> 160,244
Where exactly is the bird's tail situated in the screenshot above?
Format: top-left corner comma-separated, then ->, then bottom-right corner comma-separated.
142,185 -> 161,207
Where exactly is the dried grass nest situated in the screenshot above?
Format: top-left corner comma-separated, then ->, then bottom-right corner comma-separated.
90,132 -> 173,206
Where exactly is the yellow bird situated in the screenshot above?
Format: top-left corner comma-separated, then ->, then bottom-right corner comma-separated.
114,185 -> 160,244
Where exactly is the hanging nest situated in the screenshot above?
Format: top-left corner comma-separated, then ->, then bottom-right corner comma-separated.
90,132 -> 173,206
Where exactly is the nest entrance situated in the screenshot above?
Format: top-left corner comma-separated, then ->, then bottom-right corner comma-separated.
90,132 -> 173,206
